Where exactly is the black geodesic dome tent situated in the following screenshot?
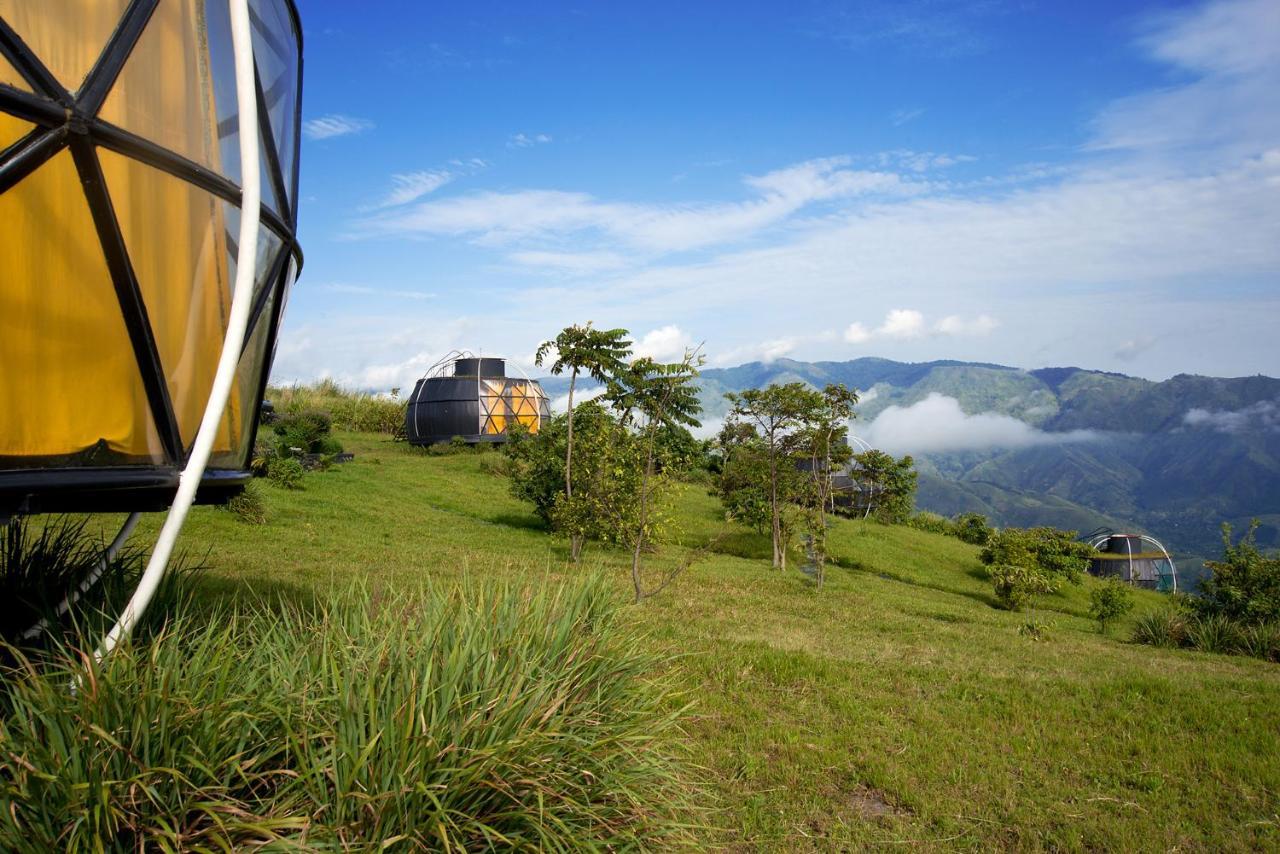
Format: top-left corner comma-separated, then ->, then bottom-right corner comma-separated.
0,0 -> 303,515
405,352 -> 551,445
1088,532 -> 1178,592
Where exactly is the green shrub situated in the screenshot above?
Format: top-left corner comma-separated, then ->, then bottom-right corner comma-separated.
980,527 -> 1092,586
1186,613 -> 1246,655
1239,622 -> 1280,662
268,381 -> 406,435
272,408 -> 336,456
0,576 -> 692,850
1132,608 -> 1186,647
226,482 -> 268,525
953,512 -> 993,545
267,456 -> 305,490
988,562 -> 1057,611
905,512 -> 955,536
1195,521 -> 1280,626
1088,578 -> 1135,633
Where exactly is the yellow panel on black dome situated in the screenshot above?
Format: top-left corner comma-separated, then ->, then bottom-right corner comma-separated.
0,112 -> 34,152
0,148 -> 161,462
99,148 -> 237,451
0,51 -> 30,91
0,1 -> 130,92
98,0 -> 228,180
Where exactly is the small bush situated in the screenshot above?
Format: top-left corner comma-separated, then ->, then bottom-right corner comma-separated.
1132,608 -> 1188,648
267,456 -> 305,490
953,512 -> 993,545
226,482 -> 268,524
989,562 -> 1057,611
0,576 -> 692,849
273,408 -> 336,456
1089,578 -> 1135,634
450,434 -> 470,451
1186,613 -> 1246,655
1195,521 -> 1280,626
478,455 -> 509,477
1239,622 -> 1280,662
905,512 -> 955,536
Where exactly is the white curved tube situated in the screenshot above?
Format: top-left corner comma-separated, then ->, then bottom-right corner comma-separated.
20,512 -> 141,641
95,0 -> 261,660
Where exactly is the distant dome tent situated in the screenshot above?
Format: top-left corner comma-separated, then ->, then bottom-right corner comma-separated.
405,353 -> 551,445
799,434 -> 880,518
1088,532 -> 1178,592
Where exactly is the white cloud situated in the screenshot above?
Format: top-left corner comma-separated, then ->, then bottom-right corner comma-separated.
550,384 -> 607,413
1183,399 -> 1280,434
1114,335 -> 1158,362
843,308 -> 927,343
878,149 -> 976,172
712,337 -> 797,366
302,114 -> 374,140
508,132 -> 553,148
508,250 -> 629,273
934,314 -> 999,336
350,156 -> 918,253
323,283 -> 435,301
633,325 -> 696,362
861,393 -> 1100,454
374,170 -> 454,208
890,107 -> 924,127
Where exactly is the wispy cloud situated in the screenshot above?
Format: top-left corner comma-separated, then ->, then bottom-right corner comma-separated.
323,284 -> 435,301
508,250 -> 629,273
351,155 -> 920,252
508,132 -> 553,148
890,107 -> 925,127
844,309 -> 996,344
1183,398 -> 1280,434
712,337 -> 798,366
374,171 -> 455,209
302,114 -> 374,140
810,0 -> 1009,58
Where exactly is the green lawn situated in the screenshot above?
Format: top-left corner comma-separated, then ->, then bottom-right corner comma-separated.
110,431 -> 1280,850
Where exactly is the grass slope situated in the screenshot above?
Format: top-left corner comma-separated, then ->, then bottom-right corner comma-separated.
118,432 -> 1279,850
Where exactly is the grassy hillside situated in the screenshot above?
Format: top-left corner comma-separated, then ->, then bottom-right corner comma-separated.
123,431 -> 1280,850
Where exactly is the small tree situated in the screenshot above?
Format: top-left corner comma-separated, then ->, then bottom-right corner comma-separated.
612,350 -> 704,602
723,383 -> 825,570
1089,578 -> 1135,634
800,384 -> 858,590
535,323 -> 632,561
1196,521 -> 1280,625
981,526 -> 1094,611
852,449 -> 917,524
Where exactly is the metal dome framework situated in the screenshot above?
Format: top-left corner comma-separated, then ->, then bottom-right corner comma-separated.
1088,531 -> 1178,593
0,0 -> 303,516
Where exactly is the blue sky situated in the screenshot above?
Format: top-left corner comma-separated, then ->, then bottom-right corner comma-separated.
279,0 -> 1279,389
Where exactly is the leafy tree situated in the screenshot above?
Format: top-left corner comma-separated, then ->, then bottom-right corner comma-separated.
852,449 -> 918,524
799,384 -> 858,590
980,526 -> 1094,611
612,351 -> 705,601
1196,521 -> 1280,625
535,323 -> 632,561
714,423 -> 774,535
952,512 -> 993,546
1089,578 -> 1135,634
504,404 -> 646,552
723,383 -> 826,570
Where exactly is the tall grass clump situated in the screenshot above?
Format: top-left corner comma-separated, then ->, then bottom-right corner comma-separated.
269,378 -> 406,434
0,574 -> 693,850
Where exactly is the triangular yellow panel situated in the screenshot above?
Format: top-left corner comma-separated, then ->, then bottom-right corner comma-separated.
0,50 -> 30,92
0,1 -> 130,92
0,149 -> 160,461
99,148 -> 236,452
0,112 -> 34,152
98,0 -> 226,178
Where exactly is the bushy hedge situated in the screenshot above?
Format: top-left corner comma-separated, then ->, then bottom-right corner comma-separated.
980,526 -> 1093,611
0,575 -> 692,849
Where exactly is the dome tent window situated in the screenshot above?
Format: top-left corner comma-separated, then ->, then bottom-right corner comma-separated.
0,0 -> 304,515
406,352 -> 552,446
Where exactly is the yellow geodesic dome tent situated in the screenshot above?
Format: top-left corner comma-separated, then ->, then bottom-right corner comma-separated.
0,0 -> 302,515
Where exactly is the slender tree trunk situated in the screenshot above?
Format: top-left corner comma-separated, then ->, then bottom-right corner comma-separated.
631,428 -> 657,602
565,370 -> 582,562
768,443 -> 781,569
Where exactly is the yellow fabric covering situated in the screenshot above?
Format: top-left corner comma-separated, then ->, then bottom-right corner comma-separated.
0,1 -> 251,464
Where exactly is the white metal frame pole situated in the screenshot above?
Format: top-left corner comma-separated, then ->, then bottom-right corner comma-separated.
94,0 -> 261,660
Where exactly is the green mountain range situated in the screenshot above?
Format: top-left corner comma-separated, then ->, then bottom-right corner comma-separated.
543,358 -> 1280,572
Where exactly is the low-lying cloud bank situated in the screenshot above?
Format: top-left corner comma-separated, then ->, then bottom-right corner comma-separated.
860,393 -> 1099,454
1183,399 -> 1280,434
